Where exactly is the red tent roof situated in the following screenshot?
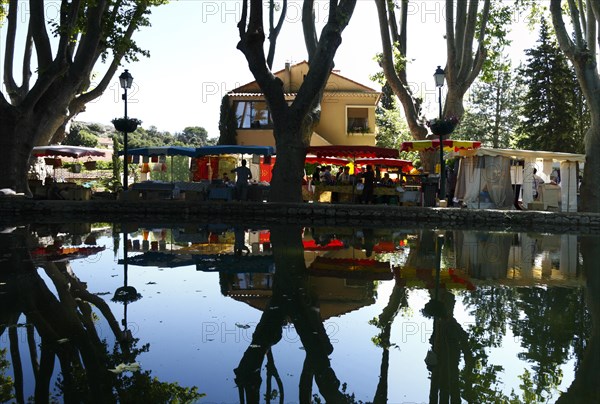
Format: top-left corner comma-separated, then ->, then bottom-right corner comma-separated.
307,145 -> 399,159
32,146 -> 106,158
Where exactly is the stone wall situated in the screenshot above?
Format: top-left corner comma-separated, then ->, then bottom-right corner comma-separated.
1,198 -> 600,234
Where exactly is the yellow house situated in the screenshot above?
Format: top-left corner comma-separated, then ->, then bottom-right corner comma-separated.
228,61 -> 381,147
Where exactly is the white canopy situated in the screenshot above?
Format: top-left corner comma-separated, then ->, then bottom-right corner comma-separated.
454,148 -> 583,212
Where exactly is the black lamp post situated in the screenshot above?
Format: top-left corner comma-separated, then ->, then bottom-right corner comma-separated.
434,66 -> 446,202
119,69 -> 134,191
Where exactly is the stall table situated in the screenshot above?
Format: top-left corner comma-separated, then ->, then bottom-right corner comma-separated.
131,182 -> 174,200
314,184 -> 404,204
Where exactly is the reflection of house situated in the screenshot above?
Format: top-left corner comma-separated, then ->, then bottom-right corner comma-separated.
227,61 -> 381,147
223,273 -> 377,320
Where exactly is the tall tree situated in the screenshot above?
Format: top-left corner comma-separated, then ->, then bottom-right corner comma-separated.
550,0 -> 600,212
374,0 -> 503,134
374,0 -> 508,170
454,61 -> 521,148
0,0 -> 166,195
236,0 -> 357,202
176,126 -> 209,146
514,18 -> 584,153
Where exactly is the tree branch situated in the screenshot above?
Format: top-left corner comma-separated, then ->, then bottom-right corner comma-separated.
566,0 -> 585,47
457,0 -> 480,82
238,0 -> 288,117
446,0 -> 456,77
73,1 -> 109,74
454,0 -> 467,71
463,0 -> 490,85
56,0 -> 83,62
375,0 -> 427,138
267,0 -> 287,69
29,0 -> 53,69
550,0 -> 578,59
302,0 -> 318,62
294,0 -> 357,119
21,27 -> 33,96
585,0 -> 597,57
4,0 -> 20,101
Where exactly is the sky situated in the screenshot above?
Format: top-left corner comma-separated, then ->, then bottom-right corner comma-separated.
2,1 -> 536,139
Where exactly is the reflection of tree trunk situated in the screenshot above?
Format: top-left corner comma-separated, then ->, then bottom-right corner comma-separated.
9,327 -> 24,404
373,281 -> 407,404
406,230 -> 437,270
429,290 -> 470,404
26,322 -> 39,379
557,236 -> 600,403
265,349 -> 284,404
299,356 -> 314,402
0,230 -> 121,402
235,225 -> 345,403
35,342 -> 55,403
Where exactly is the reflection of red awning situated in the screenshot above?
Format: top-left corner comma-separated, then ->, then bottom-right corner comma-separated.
309,256 -> 393,280
394,267 -> 475,290
303,239 -> 345,251
400,140 -> 481,153
307,145 -> 399,159
31,246 -> 106,262
372,241 -> 397,252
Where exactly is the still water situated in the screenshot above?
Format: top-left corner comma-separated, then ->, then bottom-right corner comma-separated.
0,222 -> 598,403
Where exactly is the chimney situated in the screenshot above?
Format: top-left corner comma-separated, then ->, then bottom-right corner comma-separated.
284,62 -> 291,92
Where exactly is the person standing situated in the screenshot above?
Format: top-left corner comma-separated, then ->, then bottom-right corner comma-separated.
231,159 -> 252,201
361,164 -> 375,204
533,168 -> 544,200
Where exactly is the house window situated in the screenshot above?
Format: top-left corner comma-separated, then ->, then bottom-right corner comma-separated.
234,101 -> 272,129
347,107 -> 370,133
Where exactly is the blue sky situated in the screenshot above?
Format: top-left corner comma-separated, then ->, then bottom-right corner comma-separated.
2,1 -> 535,139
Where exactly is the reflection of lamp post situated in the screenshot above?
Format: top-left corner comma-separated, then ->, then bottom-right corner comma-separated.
119,69 -> 134,191
113,230 -> 141,338
434,66 -> 446,201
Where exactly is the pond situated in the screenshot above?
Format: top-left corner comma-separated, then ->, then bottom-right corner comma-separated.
0,222 -> 598,403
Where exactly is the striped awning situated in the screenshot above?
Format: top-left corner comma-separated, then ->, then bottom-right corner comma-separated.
401,139 -> 482,152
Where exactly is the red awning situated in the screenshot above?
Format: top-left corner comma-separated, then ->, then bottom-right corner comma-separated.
354,158 -> 414,173
307,145 -> 399,159
400,140 -> 482,153
32,145 -> 106,158
303,239 -> 345,251
305,154 -> 350,165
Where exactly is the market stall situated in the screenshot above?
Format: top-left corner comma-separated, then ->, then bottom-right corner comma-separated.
306,145 -> 402,204
399,140 -> 482,206
31,146 -> 107,199
193,145 -> 275,201
454,148 -> 584,211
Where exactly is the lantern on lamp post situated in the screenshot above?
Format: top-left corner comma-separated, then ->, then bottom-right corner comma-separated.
119,69 -> 134,191
433,66 -> 446,202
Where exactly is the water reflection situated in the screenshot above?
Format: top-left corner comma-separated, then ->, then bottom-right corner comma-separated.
0,223 -> 598,402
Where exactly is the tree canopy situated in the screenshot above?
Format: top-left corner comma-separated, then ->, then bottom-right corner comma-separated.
514,18 -> 585,153
0,0 -> 167,194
